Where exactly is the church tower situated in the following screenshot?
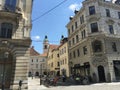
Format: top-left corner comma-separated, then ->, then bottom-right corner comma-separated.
43,35 -> 49,53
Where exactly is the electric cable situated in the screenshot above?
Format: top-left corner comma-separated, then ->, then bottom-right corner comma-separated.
32,0 -> 67,22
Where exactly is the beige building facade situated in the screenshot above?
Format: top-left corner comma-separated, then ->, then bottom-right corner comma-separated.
59,36 -> 70,77
66,0 -> 120,82
47,44 -> 60,76
0,0 -> 33,89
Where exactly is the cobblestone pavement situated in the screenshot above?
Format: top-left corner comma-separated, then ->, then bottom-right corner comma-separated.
28,77 -> 120,90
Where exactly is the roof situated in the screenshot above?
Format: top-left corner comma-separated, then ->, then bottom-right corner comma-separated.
40,52 -> 47,57
30,46 -> 40,56
49,44 -> 59,50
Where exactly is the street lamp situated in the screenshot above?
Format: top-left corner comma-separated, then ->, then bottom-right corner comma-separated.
1,51 -> 9,90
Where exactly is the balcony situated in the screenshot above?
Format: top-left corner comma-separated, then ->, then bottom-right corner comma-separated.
0,10 -> 22,22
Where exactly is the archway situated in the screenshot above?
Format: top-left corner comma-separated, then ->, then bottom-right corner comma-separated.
98,65 -> 106,82
35,72 -> 39,76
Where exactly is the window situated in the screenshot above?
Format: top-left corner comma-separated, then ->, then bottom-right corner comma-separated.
44,45 -> 47,49
42,64 -> 45,68
51,54 -> 53,58
118,12 -> 120,19
57,54 -> 59,57
69,53 -> 72,59
73,51 -> 76,58
65,58 -> 67,64
69,41 -> 71,47
57,62 -> 60,66
80,15 -> 84,24
4,0 -> 17,12
42,59 -> 44,62
68,29 -> 70,35
64,47 -> 66,53
113,61 -> 120,80
76,35 -> 79,43
75,21 -> 78,29
77,49 -> 80,57
109,25 -> 114,34
36,64 -> 38,68
0,23 -> 13,38
81,30 -> 86,39
61,61 -> 62,65
36,59 -> 38,62
51,62 -> 53,67
83,46 -> 87,55
72,38 -> 75,45
91,22 -> 98,33
72,25 -> 74,32
112,42 -> 117,52
92,40 -> 102,52
89,6 -> 95,15
63,60 -> 64,64
106,9 -> 111,17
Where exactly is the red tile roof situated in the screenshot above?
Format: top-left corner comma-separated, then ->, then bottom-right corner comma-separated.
40,52 -> 47,57
49,44 -> 59,50
30,46 -> 40,56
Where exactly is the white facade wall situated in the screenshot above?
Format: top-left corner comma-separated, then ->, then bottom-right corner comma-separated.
29,56 -> 47,76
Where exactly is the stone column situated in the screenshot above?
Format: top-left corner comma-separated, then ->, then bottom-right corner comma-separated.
10,47 -> 30,90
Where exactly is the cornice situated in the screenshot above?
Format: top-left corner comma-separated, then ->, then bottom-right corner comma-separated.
83,0 -> 97,6
86,13 -> 101,22
105,18 -> 115,25
98,1 -> 120,10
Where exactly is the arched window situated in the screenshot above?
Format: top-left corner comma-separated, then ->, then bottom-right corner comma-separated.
0,23 -> 13,38
92,40 -> 102,52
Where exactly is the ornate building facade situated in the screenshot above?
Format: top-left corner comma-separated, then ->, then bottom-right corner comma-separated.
0,0 -> 33,89
66,0 -> 120,82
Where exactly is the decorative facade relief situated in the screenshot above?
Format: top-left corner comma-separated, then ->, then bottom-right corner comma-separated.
92,55 -> 108,67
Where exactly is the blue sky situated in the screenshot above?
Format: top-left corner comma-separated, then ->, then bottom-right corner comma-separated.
31,0 -> 83,53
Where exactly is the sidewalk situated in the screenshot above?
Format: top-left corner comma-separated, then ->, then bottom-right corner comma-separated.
28,77 -> 47,90
28,77 -> 120,90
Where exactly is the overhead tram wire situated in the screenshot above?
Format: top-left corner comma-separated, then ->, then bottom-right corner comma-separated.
32,0 -> 67,22
32,40 -> 59,43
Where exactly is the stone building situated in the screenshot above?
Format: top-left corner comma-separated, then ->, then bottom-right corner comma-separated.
0,0 -> 33,89
59,35 -> 70,77
66,0 -> 120,82
29,46 -> 47,77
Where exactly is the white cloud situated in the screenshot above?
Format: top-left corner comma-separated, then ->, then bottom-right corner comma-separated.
68,3 -> 82,11
32,36 -> 40,41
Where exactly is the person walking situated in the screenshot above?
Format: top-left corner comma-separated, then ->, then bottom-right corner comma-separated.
62,75 -> 66,82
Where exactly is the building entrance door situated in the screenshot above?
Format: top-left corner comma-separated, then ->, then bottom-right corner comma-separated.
113,61 -> 120,80
0,51 -> 12,89
98,65 -> 106,82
